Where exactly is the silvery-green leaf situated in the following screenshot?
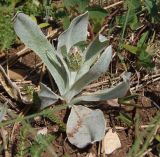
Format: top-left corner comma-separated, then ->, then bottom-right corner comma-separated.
13,13 -> 66,95
0,103 -> 7,122
66,105 -> 106,148
71,72 -> 131,103
69,71 -> 77,87
84,34 -> 108,61
38,83 -> 62,109
65,45 -> 112,101
76,34 -> 108,80
47,51 -> 70,92
58,12 -> 89,52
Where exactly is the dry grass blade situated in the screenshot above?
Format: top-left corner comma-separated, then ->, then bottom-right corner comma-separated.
0,65 -> 22,101
104,1 -> 123,10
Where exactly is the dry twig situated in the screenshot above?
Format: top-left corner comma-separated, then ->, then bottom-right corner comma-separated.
104,1 -> 123,10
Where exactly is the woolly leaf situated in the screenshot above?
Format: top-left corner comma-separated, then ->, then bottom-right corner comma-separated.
38,83 -> 61,109
13,13 -> 66,95
58,12 -> 89,52
47,51 -> 70,92
77,34 -> 108,80
72,72 -> 130,103
65,45 -> 112,101
66,105 -> 106,148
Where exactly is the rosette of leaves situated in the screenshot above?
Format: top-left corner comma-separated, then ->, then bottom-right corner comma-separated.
13,12 -> 130,148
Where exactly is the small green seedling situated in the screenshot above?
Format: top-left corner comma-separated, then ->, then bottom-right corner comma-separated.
14,12 -> 130,148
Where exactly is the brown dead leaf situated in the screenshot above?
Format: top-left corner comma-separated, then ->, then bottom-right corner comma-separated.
0,65 -> 30,104
86,152 -> 96,157
106,99 -> 120,107
8,69 -> 26,81
37,127 -> 48,135
102,129 -> 121,155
